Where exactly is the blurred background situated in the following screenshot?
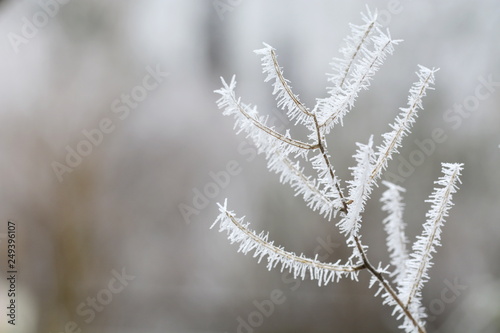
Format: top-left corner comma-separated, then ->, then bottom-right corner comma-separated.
0,0 -> 499,332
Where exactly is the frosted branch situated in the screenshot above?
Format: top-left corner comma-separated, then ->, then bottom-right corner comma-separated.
316,29 -> 400,133
398,163 -> 463,331
212,200 -> 364,286
371,66 -> 438,180
255,43 -> 314,126
212,7 -> 463,333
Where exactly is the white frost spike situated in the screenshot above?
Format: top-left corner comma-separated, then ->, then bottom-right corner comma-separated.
398,163 -> 463,330
371,66 -> 438,180
211,200 -> 362,286
255,43 -> 314,127
380,181 -> 409,286
337,136 -> 376,240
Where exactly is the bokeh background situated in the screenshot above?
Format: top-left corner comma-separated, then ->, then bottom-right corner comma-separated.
0,0 -> 499,332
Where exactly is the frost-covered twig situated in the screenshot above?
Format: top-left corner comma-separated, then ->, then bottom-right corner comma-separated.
212,200 -> 364,286
215,75 -> 344,218
279,156 -> 340,219
314,10 -> 400,132
255,43 -> 314,127
397,163 -> 463,331
332,6 -> 379,89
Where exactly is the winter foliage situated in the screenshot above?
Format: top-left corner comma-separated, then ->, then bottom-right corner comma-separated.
211,7 -> 463,333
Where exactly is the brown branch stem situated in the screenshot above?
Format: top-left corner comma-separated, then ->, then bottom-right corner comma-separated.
353,236 -> 426,333
312,115 -> 349,213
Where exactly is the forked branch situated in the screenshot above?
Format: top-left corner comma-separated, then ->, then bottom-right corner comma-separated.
257,42 -> 348,213
212,7 -> 463,333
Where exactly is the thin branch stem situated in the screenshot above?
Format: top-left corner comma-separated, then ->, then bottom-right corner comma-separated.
270,46 -> 347,212
313,44 -> 426,330
353,236 -> 426,333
